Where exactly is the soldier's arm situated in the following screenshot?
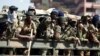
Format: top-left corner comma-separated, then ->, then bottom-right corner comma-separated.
54,25 -> 61,40
15,27 -> 33,40
32,21 -> 37,35
91,24 -> 98,32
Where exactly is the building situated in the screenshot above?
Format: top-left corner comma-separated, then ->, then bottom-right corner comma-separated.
31,0 -> 51,9
84,0 -> 100,15
31,0 -> 100,15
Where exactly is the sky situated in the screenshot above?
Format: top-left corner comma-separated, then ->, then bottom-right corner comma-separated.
0,0 -> 32,10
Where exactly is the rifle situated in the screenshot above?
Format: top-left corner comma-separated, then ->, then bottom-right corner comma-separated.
27,29 -> 33,56
61,25 -> 71,39
27,21 -> 34,56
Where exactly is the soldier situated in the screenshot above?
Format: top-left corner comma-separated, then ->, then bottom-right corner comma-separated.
15,12 -> 37,55
36,17 -> 47,38
7,6 -> 18,27
63,18 -> 80,44
5,5 -> 18,39
38,11 -> 61,56
60,17 -> 81,56
58,16 -> 73,56
15,11 -> 36,41
37,11 -> 61,40
76,16 -> 91,56
86,16 -> 100,56
80,16 -> 100,45
87,16 -> 100,45
76,19 -> 88,56
78,16 -> 100,56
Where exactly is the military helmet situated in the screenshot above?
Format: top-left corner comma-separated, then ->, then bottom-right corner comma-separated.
9,6 -> 18,11
50,11 -> 59,16
28,6 -> 35,11
58,11 -> 64,17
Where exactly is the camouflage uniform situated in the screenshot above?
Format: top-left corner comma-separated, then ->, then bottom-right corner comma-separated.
77,21 -> 90,56
62,25 -> 77,56
41,11 -> 61,56
44,17 -> 61,40
87,23 -> 100,45
41,17 -> 53,38
61,19 -> 80,43
61,18 -> 81,56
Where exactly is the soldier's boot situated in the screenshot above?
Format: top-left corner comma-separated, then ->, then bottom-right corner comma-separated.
42,49 -> 47,56
79,51 -> 84,56
90,33 -> 100,45
65,50 -> 71,56
93,36 -> 100,45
